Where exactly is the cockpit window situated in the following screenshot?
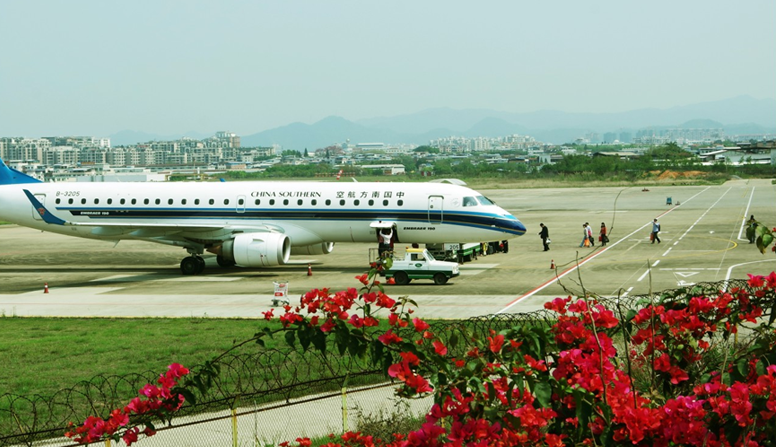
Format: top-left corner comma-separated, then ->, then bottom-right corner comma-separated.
477,196 -> 495,206
463,196 -> 478,207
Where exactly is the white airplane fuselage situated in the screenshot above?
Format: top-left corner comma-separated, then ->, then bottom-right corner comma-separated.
0,175 -> 526,273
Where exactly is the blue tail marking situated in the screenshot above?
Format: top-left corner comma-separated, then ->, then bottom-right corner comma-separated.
0,157 -> 41,184
23,189 -> 66,225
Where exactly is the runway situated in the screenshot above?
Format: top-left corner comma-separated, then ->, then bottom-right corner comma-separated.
1,179 -> 774,319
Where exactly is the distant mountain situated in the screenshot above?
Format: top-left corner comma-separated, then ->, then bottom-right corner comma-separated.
678,119 -> 725,129
114,96 -> 776,149
355,96 -> 776,144
240,116 -> 410,150
463,117 -> 529,138
724,122 -> 776,136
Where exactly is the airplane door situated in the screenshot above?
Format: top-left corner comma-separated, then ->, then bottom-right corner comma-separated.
31,194 -> 46,220
236,195 -> 246,214
428,195 -> 444,224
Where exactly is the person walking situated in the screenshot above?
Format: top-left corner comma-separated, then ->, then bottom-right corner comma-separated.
747,215 -> 758,244
586,222 -> 594,247
580,224 -> 589,247
651,218 -> 661,244
600,222 -> 608,247
539,223 -> 550,251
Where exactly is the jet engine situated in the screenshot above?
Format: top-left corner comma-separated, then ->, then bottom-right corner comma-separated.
290,242 -> 335,256
220,232 -> 290,267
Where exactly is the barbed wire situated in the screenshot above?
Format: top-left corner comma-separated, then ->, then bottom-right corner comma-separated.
1,277 -> 772,446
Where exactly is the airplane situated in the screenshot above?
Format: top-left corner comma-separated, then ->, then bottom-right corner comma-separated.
0,157 -> 526,275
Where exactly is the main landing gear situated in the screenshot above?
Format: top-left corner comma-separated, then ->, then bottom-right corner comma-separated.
180,255 -> 206,275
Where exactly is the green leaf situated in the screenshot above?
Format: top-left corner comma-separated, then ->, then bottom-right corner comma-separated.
335,324 -> 350,355
448,332 -> 459,351
534,382 -> 552,408
178,388 -> 197,406
347,337 -> 362,358
298,326 -> 311,352
757,233 -> 774,254
284,330 -> 296,348
769,300 -> 776,326
311,329 -> 327,354
756,360 -> 766,377
736,359 -> 748,379
573,388 -> 592,431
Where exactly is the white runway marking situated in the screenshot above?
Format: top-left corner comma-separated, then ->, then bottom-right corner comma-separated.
660,268 -> 720,271
737,187 -> 755,241
459,264 -> 499,270
627,186 -> 732,289
500,187 -> 712,314
90,274 -> 146,282
158,276 -> 245,282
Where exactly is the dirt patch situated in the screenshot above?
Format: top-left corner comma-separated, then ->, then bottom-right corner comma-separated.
655,170 -> 706,180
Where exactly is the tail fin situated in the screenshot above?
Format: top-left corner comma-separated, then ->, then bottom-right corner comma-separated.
0,157 -> 42,184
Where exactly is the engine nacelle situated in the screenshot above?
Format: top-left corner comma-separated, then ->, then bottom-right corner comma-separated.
221,232 -> 290,267
290,242 -> 335,256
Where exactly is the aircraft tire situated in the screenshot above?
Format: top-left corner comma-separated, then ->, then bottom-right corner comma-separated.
433,273 -> 448,285
195,256 -> 206,274
180,257 -> 201,275
393,271 -> 410,285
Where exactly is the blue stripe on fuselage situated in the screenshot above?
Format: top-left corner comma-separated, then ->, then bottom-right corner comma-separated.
60,207 -> 527,236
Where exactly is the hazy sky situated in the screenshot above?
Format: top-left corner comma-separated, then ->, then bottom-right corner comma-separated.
1,0 -> 774,137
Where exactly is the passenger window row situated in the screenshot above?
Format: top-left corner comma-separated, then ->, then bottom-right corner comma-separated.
54,197 -> 405,207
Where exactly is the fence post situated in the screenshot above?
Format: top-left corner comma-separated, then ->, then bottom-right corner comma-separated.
232,408 -> 238,447
105,439 -> 111,447
341,385 -> 348,433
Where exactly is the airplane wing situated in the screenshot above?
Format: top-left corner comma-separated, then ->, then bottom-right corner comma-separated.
23,189 -> 273,239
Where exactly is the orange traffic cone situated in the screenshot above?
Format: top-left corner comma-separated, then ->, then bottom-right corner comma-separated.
307,264 -> 312,276
44,282 -> 49,294
550,260 -> 555,269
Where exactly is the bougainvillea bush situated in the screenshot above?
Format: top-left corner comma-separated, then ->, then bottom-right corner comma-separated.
68,270 -> 776,446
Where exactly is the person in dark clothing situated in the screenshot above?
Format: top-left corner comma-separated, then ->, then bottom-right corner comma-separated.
651,218 -> 661,244
539,223 -> 550,251
747,215 -> 758,244
502,240 -> 509,253
600,222 -> 608,247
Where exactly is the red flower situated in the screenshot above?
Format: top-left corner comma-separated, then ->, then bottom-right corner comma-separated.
488,334 -> 505,354
412,317 -> 430,332
433,340 -> 448,356
166,363 -> 189,379
355,274 -> 369,285
122,427 -> 139,446
747,273 -> 765,288
399,351 -> 420,366
377,330 -> 403,345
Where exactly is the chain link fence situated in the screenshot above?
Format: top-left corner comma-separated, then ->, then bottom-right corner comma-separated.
1,277 -> 771,446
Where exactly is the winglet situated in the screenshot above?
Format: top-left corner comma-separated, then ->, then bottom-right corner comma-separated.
23,189 -> 66,225
0,157 -> 42,184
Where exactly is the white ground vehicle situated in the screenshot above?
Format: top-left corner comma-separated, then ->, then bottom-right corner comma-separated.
381,248 -> 460,285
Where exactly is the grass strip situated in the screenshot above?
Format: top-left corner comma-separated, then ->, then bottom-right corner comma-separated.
0,317 -> 280,397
